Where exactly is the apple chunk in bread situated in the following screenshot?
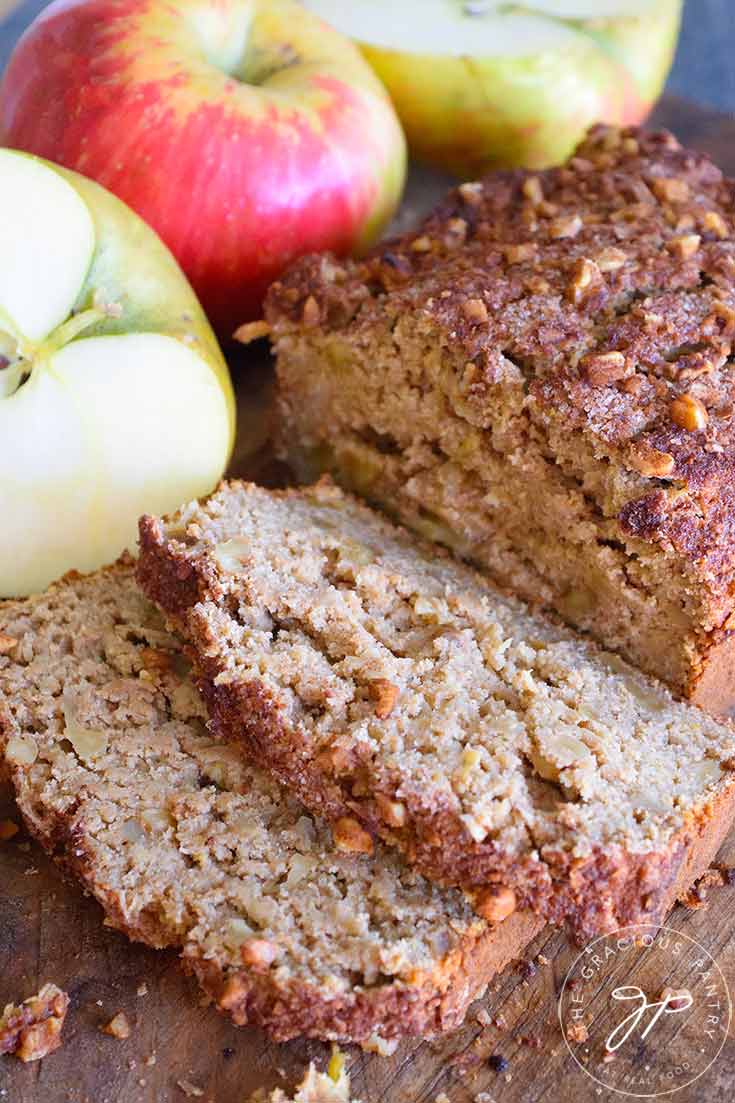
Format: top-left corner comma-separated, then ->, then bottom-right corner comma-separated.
0,149 -> 234,597
305,0 -> 682,176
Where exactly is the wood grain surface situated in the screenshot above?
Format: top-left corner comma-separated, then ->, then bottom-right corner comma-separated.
3,96 -> 735,1103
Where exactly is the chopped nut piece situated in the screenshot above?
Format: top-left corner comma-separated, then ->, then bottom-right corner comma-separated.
459,181 -> 484,206
566,1021 -> 588,1044
522,176 -> 544,205
0,819 -> 19,841
628,441 -> 675,478
622,137 -> 639,156
566,258 -> 601,304
375,793 -> 407,828
241,938 -> 279,970
652,177 -> 689,204
502,242 -> 537,265
301,296 -> 320,327
622,374 -> 644,396
369,679 -> 400,719
475,886 -> 517,924
101,1011 -> 131,1040
0,632 -> 17,655
581,351 -> 628,386
670,392 -> 709,431
315,744 -> 355,775
549,214 -> 582,240
140,647 -> 173,676
0,984 -> 69,1062
217,976 -> 248,1012
233,320 -> 271,345
410,235 -> 432,253
462,298 -> 488,324
595,246 -> 627,271
667,233 -> 701,260
703,210 -> 728,238
333,817 -> 374,855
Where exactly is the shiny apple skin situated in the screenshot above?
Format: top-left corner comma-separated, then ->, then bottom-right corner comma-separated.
0,0 -> 406,336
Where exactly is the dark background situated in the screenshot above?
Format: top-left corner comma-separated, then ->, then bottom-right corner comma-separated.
0,0 -> 734,113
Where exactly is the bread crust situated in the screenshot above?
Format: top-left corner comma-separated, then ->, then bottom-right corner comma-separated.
137,497 -> 735,946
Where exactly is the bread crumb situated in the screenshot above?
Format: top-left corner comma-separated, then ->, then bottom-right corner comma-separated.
255,1050 -> 360,1102
566,1021 -> 589,1044
360,1032 -> 398,1056
101,1011 -> 131,1040
177,1080 -> 205,1098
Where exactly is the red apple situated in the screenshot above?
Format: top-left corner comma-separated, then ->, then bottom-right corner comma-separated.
0,0 -> 406,336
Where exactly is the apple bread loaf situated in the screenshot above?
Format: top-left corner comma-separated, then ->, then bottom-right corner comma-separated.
0,558 -> 543,1045
138,480 -> 735,944
265,124 -> 735,716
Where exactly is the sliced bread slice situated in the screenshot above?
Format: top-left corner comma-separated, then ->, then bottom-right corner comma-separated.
0,558 -> 542,1045
138,480 -> 735,944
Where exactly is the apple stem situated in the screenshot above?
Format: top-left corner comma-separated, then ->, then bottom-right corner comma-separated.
44,307 -> 106,355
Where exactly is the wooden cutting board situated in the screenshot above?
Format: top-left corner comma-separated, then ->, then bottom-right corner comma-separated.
4,96 -> 735,1103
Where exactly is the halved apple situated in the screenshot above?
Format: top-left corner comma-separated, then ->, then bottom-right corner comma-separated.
0,149 -> 235,597
305,0 -> 682,176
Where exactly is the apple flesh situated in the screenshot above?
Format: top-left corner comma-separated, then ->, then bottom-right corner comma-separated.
0,0 -> 407,336
304,0 -> 682,177
0,149 -> 234,597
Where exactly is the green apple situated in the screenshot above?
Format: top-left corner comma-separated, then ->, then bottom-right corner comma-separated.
0,149 -> 235,597
304,0 -> 682,177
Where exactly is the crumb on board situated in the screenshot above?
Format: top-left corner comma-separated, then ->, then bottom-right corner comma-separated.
251,1048 -> 360,1102
177,1079 -> 205,1098
682,864 -> 735,908
101,1011 -> 131,1040
0,983 -> 69,1063
360,1032 -> 398,1057
566,1021 -> 589,1044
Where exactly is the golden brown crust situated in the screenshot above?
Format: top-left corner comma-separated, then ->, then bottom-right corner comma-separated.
265,124 -> 735,712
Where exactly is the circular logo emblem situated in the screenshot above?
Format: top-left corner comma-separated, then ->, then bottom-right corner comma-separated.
558,924 -> 731,1098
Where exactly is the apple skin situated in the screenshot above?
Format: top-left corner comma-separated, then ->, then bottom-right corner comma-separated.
353,1 -> 682,178
0,0 -> 407,336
